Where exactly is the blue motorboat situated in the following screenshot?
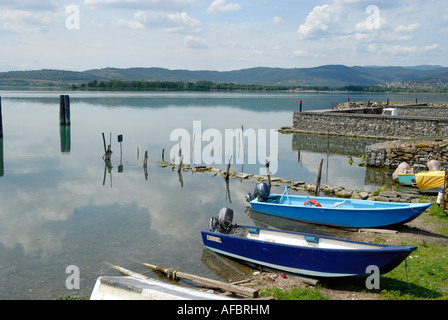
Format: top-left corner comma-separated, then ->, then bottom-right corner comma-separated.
202,208 -> 417,278
246,183 -> 432,228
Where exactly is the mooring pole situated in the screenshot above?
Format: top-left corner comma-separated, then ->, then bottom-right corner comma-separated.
315,158 -> 324,196
0,137 -> 3,177
59,95 -> 65,125
64,95 -> 70,125
0,97 -> 3,138
59,95 -> 71,125
299,100 -> 302,112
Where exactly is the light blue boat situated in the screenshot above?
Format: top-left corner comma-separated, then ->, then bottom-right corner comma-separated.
397,173 -> 416,186
246,183 -> 432,228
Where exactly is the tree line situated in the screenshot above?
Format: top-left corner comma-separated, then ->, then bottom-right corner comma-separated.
72,79 -> 294,91
71,79 -> 448,93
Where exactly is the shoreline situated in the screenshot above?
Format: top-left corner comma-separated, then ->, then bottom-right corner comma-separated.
163,162 -> 429,204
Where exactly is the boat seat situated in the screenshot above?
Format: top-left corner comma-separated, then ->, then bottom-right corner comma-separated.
331,200 -> 346,208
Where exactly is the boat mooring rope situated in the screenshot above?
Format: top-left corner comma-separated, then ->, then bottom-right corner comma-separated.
155,266 -> 178,280
166,268 -> 178,280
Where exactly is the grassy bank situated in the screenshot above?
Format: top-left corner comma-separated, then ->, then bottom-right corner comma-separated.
258,201 -> 448,300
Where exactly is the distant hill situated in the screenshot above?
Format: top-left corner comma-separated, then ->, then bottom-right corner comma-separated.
0,69 -> 97,87
1,65 -> 448,88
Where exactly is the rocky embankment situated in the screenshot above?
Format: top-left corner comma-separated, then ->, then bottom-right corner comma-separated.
171,164 -> 426,204
366,139 -> 448,169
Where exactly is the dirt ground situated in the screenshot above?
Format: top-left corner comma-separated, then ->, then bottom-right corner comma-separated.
234,210 -> 448,300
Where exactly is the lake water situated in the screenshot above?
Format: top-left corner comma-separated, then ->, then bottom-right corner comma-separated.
0,90 -> 446,299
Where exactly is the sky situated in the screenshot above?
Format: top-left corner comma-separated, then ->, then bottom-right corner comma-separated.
0,0 -> 447,72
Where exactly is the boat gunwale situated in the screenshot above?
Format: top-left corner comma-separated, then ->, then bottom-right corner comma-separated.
201,226 -> 417,253
250,194 -> 431,211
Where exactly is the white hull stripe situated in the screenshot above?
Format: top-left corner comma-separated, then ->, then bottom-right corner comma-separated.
204,246 -> 356,278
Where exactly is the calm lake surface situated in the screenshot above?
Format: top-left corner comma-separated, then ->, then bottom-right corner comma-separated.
0,90 -> 447,299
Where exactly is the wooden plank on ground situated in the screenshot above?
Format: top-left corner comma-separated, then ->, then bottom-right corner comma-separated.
143,262 -> 258,298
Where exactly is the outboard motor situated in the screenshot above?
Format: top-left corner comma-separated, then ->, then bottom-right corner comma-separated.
209,207 -> 234,234
246,182 -> 270,203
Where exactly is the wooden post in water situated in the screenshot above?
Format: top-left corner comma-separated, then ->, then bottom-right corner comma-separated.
64,95 -> 70,125
177,155 -> 183,173
102,132 -> 112,162
143,151 -> 148,167
265,159 -> 271,188
315,158 -> 324,196
225,155 -> 232,181
0,97 -> 3,138
59,95 -> 71,125
59,95 -> 65,125
0,137 -> 3,177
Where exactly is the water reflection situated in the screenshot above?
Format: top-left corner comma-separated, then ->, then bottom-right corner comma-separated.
1,90 -> 446,299
59,125 -> 71,153
0,138 -> 3,177
292,133 -> 382,155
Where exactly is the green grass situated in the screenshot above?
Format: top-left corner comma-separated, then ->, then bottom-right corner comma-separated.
378,243 -> 448,299
259,286 -> 328,300
257,197 -> 448,300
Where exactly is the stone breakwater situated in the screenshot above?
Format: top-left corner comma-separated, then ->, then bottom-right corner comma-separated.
290,111 -> 448,140
283,102 -> 448,140
280,102 -> 448,169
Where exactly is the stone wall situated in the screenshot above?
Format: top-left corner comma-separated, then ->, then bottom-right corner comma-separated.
287,102 -> 448,169
397,105 -> 448,118
292,111 -> 448,140
366,139 -> 448,169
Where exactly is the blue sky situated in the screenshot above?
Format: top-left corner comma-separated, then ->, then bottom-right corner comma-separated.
0,0 -> 447,71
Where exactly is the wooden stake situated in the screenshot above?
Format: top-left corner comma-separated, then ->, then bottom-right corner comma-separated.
102,132 -> 112,162
102,132 -> 107,154
142,262 -> 258,298
315,158 -> 324,196
64,95 -> 70,125
265,159 -> 271,188
143,151 -> 148,167
59,95 -> 65,125
0,97 -> 3,138
177,155 -> 183,173
59,95 -> 70,125
225,155 -> 232,181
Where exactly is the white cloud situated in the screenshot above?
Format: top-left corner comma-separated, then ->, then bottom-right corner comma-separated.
0,9 -> 56,33
297,5 -> 332,40
394,22 -> 421,32
115,18 -> 145,29
1,0 -> 59,11
184,35 -> 207,49
168,12 -> 198,26
134,10 -> 147,24
272,16 -> 282,23
293,50 -> 307,57
115,10 -> 147,29
84,0 -> 197,11
207,0 -> 242,14
385,43 -> 439,55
